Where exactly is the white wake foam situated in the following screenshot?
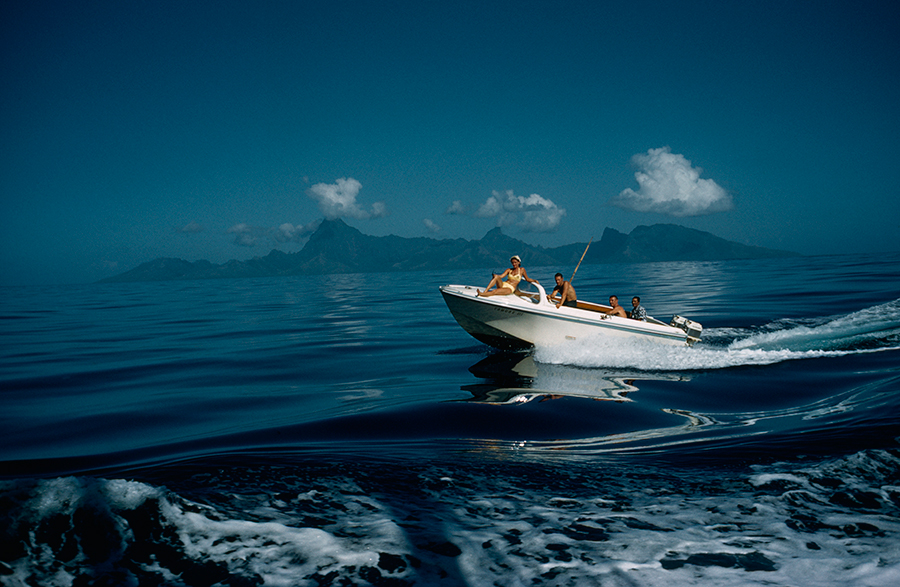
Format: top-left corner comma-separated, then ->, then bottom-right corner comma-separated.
535,299 -> 900,371
6,450 -> 900,587
730,298 -> 900,352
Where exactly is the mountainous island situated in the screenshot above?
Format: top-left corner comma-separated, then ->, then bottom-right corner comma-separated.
100,219 -> 798,283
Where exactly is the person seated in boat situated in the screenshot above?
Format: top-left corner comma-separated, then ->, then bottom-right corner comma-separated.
477,255 -> 539,297
629,296 -> 647,321
603,295 -> 628,317
548,273 -> 577,308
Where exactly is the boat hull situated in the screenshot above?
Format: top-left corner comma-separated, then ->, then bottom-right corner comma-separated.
439,284 -> 695,349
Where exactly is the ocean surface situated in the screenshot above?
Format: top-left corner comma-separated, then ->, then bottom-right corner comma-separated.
2,252 -> 900,586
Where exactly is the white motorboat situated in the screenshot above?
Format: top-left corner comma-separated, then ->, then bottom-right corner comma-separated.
439,282 -> 702,350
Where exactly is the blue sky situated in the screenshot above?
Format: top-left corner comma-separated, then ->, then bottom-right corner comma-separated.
2,0 -> 898,285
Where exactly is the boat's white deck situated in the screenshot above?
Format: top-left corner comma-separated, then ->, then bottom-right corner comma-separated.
444,284 -> 669,326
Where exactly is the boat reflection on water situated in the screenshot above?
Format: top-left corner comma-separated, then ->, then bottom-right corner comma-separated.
461,351 -> 691,405
458,351 -> 875,459
458,352 -> 745,457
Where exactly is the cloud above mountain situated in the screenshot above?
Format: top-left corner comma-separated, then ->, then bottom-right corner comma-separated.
227,220 -> 320,247
423,218 -> 441,233
225,176 -> 383,250
307,178 -> 387,220
611,147 -> 733,217
274,220 -> 321,243
468,190 -> 566,232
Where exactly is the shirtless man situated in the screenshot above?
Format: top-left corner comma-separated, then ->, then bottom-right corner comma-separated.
548,273 -> 577,308
604,295 -> 628,317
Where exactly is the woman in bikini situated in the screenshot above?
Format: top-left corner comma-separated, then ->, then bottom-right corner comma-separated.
476,255 -> 539,297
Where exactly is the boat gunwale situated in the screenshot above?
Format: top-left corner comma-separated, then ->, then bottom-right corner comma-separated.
439,284 -> 687,343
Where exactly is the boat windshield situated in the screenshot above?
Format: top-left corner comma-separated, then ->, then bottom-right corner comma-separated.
515,281 -> 545,304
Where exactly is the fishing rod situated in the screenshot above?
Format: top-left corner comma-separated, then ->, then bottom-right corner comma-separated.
568,237 -> 592,285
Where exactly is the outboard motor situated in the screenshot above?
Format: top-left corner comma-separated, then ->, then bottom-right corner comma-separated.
670,315 -> 703,346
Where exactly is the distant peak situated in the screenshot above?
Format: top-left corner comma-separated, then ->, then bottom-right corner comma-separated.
311,217 -> 360,236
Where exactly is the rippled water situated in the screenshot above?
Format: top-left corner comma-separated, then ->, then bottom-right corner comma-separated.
2,253 -> 899,585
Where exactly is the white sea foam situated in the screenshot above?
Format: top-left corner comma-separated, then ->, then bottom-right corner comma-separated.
535,333 -> 850,371
535,298 -> 900,371
5,450 -> 900,586
729,299 -> 900,352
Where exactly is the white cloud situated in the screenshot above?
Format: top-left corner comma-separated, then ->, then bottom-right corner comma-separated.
277,223 -> 296,239
423,218 -> 441,233
227,220 -> 320,248
474,194 -> 503,219
227,223 -> 257,247
176,222 -> 203,234
274,219 -> 321,243
473,190 -> 566,232
446,200 -> 467,215
519,193 -> 567,232
307,177 -> 387,220
611,146 -> 733,217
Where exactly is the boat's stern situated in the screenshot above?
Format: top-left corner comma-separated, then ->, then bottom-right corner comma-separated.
670,315 -> 703,345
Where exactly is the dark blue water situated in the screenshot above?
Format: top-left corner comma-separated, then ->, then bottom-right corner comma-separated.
2,253 -> 900,586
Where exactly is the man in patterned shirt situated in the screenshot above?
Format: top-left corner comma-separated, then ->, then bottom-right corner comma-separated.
630,296 -> 647,321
